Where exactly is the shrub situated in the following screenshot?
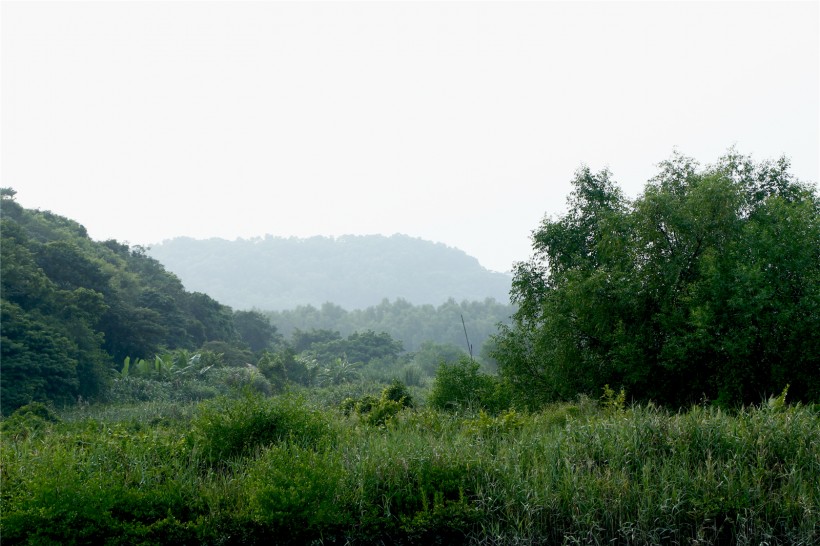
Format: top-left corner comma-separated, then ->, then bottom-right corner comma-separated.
248,444 -> 348,539
363,398 -> 405,427
341,381 -> 415,427
382,379 -> 414,408
190,394 -> 332,465
208,365 -> 273,396
428,357 -> 511,414
1,401 -> 61,439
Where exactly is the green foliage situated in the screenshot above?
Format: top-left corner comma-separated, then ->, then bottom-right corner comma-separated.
1,396 -> 818,544
315,357 -> 362,386
601,384 -> 627,413
270,298 -> 515,354
411,341 -> 469,376
495,151 -> 820,407
190,394 -> 332,465
462,409 -> 525,438
428,357 -> 511,414
233,309 -> 282,353
110,350 -> 227,404
0,401 -> 61,439
767,383 -> 790,411
197,340 -> 252,367
299,328 -> 404,367
382,378 -> 415,408
0,194 -> 247,413
1,300 -> 81,413
362,398 -> 405,427
341,380 -> 415,426
248,444 -> 348,537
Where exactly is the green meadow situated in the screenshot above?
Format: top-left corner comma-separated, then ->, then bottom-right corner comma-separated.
2,387 -> 818,545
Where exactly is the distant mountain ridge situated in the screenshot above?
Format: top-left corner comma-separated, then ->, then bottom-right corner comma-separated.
147,234 -> 512,310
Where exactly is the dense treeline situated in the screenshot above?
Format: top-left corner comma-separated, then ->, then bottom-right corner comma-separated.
265,297 -> 515,353
0,191 -> 258,413
147,234 -> 512,310
495,151 -> 819,408
1,193 -> 489,412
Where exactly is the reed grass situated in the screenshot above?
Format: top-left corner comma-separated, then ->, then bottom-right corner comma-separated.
2,396 -> 817,544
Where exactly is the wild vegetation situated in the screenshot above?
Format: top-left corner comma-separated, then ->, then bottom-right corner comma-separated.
1,150 -> 818,544
1,193 -> 483,413
3,387 -> 818,545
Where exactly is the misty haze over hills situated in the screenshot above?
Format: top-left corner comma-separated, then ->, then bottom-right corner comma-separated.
147,234 -> 512,311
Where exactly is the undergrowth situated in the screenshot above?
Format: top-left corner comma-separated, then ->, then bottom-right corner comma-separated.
2,394 -> 818,545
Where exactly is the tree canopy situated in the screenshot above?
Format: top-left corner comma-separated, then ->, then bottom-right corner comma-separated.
0,192 -> 258,413
493,152 -> 819,408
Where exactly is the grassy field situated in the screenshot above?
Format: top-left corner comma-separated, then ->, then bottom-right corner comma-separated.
2,389 -> 818,545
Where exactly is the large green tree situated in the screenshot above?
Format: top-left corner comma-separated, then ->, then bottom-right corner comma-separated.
494,152 -> 819,408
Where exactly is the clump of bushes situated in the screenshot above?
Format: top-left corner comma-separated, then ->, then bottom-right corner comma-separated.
191,394 -> 333,465
428,357 -> 511,414
1,401 -> 61,439
247,444 -> 349,540
341,379 -> 414,426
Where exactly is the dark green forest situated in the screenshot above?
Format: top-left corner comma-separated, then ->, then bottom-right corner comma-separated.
0,191 -> 244,413
147,234 -> 512,310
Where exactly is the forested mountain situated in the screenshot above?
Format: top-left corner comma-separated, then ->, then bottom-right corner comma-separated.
147,234 -> 512,310
0,190 -> 246,412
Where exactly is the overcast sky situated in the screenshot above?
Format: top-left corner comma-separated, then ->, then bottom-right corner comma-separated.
3,1 -> 818,273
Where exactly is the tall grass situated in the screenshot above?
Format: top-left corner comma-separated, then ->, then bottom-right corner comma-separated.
2,395 -> 818,545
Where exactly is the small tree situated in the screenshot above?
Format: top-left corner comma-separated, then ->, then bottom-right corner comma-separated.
428,357 -> 510,413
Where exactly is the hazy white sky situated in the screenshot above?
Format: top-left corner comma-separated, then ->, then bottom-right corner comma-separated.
3,1 -> 818,273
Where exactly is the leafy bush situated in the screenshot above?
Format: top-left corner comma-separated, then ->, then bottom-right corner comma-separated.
362,398 -> 405,427
248,444 -> 348,538
428,357 -> 511,414
1,401 -> 61,439
207,365 -> 273,396
190,394 -> 332,465
382,379 -> 414,408
341,380 -> 415,426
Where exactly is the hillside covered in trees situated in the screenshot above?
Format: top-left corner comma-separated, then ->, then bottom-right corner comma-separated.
0,191 -> 510,413
0,191 -> 256,413
147,234 -> 512,310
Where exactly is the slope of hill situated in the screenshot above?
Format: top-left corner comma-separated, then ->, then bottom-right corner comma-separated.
0,191 -> 241,412
147,234 -> 512,310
